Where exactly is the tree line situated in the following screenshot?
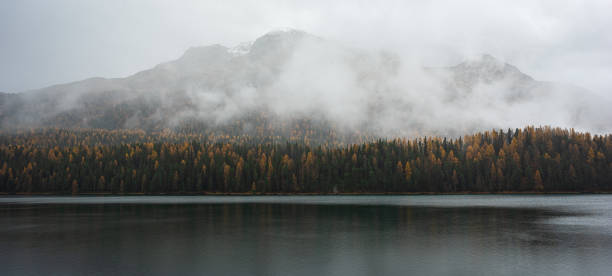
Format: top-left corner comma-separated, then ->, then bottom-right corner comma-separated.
0,126 -> 610,194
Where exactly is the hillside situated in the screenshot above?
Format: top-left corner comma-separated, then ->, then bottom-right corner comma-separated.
1,30 -> 610,141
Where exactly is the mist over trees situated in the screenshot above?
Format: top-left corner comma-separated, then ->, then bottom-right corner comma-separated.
1,126 -> 610,194
1,30 -> 611,194
1,30 -> 610,139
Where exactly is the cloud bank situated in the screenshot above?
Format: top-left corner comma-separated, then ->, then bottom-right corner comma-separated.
40,30 -> 602,137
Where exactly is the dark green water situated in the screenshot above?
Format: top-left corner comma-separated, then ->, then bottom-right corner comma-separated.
1,195 -> 612,275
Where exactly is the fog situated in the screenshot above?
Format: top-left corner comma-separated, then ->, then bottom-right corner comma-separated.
2,0 -> 612,94
0,1 -> 611,136
122,31 -> 610,136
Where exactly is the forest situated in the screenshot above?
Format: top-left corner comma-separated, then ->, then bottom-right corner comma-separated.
0,126 -> 610,194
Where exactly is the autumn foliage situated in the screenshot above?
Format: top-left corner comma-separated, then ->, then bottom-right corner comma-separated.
0,126 -> 610,194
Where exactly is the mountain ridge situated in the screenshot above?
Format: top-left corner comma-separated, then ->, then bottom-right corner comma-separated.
1,29 -> 609,139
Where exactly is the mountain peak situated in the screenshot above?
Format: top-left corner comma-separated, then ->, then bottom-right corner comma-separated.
462,54 -> 505,68
248,29 -> 314,59
263,28 -> 307,36
480,54 -> 500,62
452,54 -> 533,84
180,44 -> 229,60
254,28 -> 311,44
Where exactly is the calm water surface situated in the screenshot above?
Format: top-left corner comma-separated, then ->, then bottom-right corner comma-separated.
1,195 -> 612,276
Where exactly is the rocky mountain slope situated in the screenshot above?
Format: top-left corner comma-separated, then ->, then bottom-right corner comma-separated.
1,29 -> 609,139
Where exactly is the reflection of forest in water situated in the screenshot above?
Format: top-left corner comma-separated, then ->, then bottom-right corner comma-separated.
2,199 -> 612,275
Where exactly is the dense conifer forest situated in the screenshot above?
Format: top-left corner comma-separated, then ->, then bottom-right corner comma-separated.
0,126 -> 610,194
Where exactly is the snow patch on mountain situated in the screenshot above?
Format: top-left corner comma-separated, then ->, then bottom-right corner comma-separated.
2,30 -> 610,135
228,41 -> 253,56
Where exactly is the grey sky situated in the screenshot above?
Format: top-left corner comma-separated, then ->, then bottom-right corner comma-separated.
1,0 -> 611,95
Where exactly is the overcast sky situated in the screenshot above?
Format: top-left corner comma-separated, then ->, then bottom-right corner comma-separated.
1,0 -> 611,95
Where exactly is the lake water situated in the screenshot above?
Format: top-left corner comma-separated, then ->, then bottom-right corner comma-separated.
1,195 -> 612,275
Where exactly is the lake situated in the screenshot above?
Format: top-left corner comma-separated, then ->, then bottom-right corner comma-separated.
1,195 -> 612,275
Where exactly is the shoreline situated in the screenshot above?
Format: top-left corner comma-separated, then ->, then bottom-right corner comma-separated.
2,191 -> 611,196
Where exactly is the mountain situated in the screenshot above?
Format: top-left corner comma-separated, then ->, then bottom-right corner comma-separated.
1,29 -> 609,140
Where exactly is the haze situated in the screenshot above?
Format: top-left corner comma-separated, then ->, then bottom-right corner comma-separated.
1,0 -> 612,97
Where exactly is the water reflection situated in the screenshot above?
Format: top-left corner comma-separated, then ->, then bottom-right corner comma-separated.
1,198 -> 612,275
